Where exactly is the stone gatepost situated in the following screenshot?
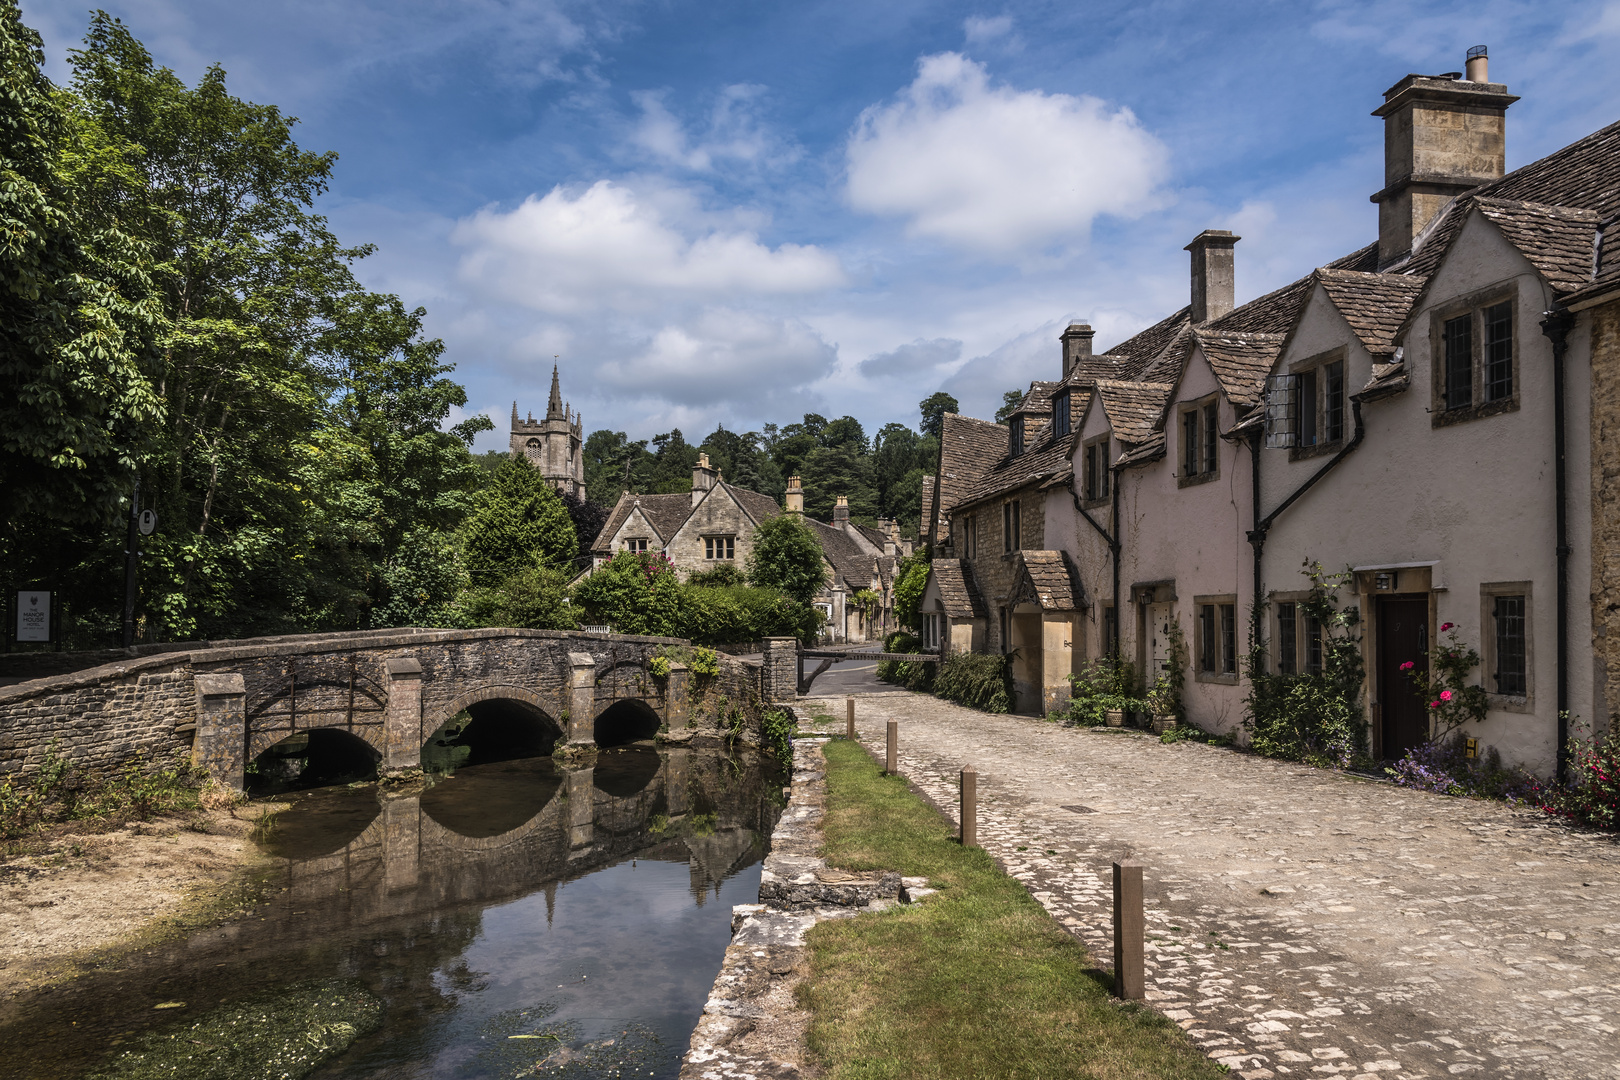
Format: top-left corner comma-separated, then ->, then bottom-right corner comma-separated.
665,662 -> 691,733
564,764 -> 594,851
193,673 -> 247,790
762,637 -> 798,702
383,657 -> 424,774
567,653 -> 596,746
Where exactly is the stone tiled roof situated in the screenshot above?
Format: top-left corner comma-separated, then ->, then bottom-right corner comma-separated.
962,440 -> 1070,510
1565,217 -> 1620,307
1095,379 -> 1174,444
1401,118 -> 1620,277
805,518 -> 878,592
591,492 -> 694,552
937,412 -> 1010,514
1359,361 -> 1411,399
1192,330 -> 1285,409
1013,550 -> 1085,611
726,483 -> 783,527
1473,197 -> 1602,294
928,558 -> 987,620
1115,431 -> 1166,466
1103,306 -> 1192,377
1012,380 -> 1061,416
1315,269 -> 1428,357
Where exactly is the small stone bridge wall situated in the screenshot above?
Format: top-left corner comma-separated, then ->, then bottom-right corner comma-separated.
0,629 -> 803,789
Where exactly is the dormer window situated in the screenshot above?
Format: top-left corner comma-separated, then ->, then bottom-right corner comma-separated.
1053,391 -> 1071,437
1010,416 -> 1025,457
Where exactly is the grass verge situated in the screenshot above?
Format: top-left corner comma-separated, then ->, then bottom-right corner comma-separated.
797,738 -> 1224,1080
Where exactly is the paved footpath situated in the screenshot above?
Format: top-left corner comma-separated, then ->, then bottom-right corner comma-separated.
804,692 -> 1620,1080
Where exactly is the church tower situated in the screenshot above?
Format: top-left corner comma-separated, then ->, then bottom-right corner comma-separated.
510,365 -> 584,499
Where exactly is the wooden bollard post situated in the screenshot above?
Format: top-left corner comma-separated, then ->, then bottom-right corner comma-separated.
960,766 -> 977,848
1113,860 -> 1144,1000
846,696 -> 855,739
885,720 -> 897,774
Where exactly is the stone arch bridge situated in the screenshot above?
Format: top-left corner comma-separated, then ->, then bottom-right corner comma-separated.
0,628 -> 803,790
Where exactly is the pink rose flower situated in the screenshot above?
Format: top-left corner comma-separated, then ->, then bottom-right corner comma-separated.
1400,661 -> 1414,671
1429,700 -> 1441,709
1440,689 -> 1453,701
1441,622 -> 1454,632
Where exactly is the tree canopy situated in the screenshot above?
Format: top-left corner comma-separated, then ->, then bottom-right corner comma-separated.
747,514 -> 826,606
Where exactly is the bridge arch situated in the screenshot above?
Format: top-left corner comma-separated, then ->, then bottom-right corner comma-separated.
593,698 -> 662,748
424,683 -> 563,768
248,727 -> 382,795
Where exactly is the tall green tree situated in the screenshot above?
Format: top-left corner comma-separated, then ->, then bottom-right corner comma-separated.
0,1 -> 164,532
747,513 -> 825,605
918,391 -> 959,439
648,428 -> 700,493
583,429 -> 654,504
461,456 -> 578,582
995,388 -> 1027,424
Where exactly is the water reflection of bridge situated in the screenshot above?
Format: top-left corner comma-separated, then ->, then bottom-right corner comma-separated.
269,746 -> 782,931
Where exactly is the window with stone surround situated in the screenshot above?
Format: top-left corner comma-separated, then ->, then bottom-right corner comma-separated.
1178,396 -> 1219,487
1430,286 -> 1519,427
704,535 -> 735,560
623,538 -> 649,553
1286,348 -> 1347,460
1195,594 -> 1239,683
1053,390 -> 1071,437
1481,581 -> 1533,710
1002,499 -> 1021,553
1082,434 -> 1111,504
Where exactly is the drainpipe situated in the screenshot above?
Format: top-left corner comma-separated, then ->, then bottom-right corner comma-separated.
1245,399 -> 1367,651
1067,474 -> 1121,657
1540,307 -> 1574,783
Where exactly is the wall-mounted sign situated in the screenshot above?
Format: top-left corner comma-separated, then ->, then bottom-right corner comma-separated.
17,591 -> 50,642
138,508 -> 157,535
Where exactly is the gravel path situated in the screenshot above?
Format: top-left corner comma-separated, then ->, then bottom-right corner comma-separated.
806,692 -> 1620,1080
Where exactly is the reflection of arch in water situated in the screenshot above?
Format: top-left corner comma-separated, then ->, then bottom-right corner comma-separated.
419,758 -> 563,839
258,785 -> 383,859
425,685 -> 563,768
592,745 -> 661,798
248,728 -> 382,795
593,698 -> 662,748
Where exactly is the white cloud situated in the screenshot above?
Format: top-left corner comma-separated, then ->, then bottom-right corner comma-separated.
845,52 -> 1170,255
857,337 -> 963,379
629,85 -> 798,172
597,309 -> 839,406
963,14 -> 1016,48
453,180 -> 846,313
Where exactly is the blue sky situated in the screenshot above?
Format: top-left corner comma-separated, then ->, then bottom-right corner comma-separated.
26,0 -> 1620,451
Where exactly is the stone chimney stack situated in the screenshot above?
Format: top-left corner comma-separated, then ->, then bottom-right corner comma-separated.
1371,47 -> 1517,267
833,495 -> 850,528
1060,323 -> 1095,378
882,518 -> 899,558
1185,230 -> 1239,324
691,452 -> 718,507
785,476 -> 804,514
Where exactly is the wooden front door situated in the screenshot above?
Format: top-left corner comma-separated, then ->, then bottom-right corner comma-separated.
1377,597 -> 1429,761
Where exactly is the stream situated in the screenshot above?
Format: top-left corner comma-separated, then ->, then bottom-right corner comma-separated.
0,743 -> 786,1080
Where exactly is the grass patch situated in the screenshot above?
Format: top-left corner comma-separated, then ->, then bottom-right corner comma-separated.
798,739 -> 1223,1080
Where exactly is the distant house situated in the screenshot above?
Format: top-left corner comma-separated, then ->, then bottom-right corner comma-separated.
589,461 -> 908,643
920,47 -> 1620,778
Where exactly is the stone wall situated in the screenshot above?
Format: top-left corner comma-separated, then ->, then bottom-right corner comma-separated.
959,482 -> 1047,652
0,658 -> 196,780
665,489 -> 758,581
1590,297 -> 1620,730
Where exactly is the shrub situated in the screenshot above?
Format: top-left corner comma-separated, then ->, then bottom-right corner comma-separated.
761,707 -> 796,764
876,631 -> 933,690
1401,622 -> 1488,742
675,584 -> 820,644
462,455 -> 578,580
932,651 -> 1013,713
1386,737 -> 1537,800
648,655 -> 671,679
747,514 -> 826,605
686,564 -> 748,588
891,551 -> 930,631
1,743 -> 207,844
461,565 -> 578,630
1245,563 -> 1366,766
1537,728 -> 1620,830
1062,657 -> 1142,727
571,551 -> 681,636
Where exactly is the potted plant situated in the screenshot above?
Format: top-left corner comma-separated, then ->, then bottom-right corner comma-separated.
1146,674 -> 1178,734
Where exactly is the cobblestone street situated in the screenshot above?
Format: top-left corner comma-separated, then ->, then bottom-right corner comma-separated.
804,692 -> 1620,1080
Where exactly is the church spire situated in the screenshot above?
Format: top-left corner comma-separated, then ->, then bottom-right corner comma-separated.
546,364 -> 565,420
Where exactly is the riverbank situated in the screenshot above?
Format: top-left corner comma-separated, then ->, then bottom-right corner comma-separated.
0,806 -> 282,998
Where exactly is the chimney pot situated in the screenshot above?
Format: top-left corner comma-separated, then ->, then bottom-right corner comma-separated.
785,475 -> 804,514
1184,231 -> 1239,324
1465,45 -> 1488,83
833,495 -> 850,528
692,452 -> 718,506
